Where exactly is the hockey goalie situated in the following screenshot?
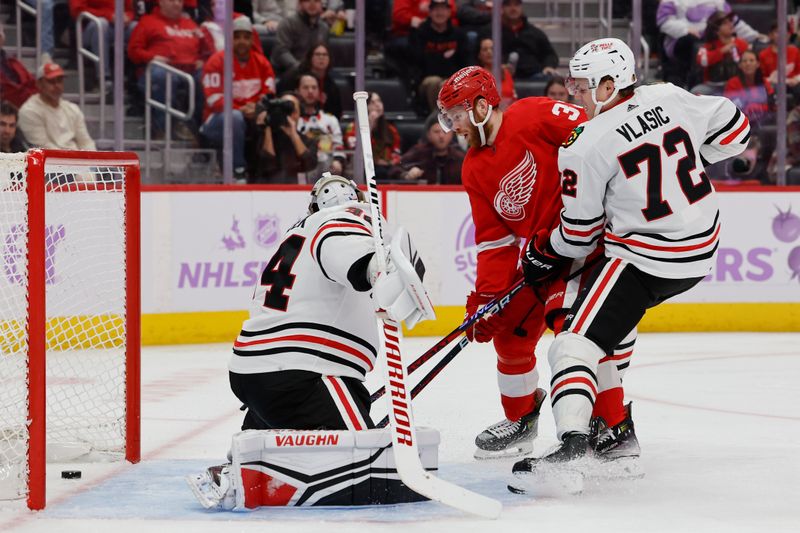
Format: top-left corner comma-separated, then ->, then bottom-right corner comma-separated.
186,173 -> 437,510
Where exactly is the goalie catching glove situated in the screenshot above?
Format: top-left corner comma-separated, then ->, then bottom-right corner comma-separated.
371,227 -> 436,329
522,229 -> 568,284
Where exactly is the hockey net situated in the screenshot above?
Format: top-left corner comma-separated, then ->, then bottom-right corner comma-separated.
0,150 -> 140,510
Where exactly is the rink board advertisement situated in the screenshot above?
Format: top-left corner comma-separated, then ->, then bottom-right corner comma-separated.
138,188 -> 800,344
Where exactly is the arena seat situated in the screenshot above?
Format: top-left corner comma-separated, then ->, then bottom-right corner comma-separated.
329,36 -> 356,68
690,82 -> 725,96
365,78 -> 411,113
514,80 -> 547,98
730,4 -> 776,34
394,120 -> 427,152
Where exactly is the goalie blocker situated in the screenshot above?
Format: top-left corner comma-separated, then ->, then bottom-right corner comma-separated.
187,427 -> 440,509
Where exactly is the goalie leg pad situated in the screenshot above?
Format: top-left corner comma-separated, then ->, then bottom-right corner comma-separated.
548,332 -> 605,440
221,427 -> 440,510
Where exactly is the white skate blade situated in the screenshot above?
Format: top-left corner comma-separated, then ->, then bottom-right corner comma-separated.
474,439 -> 534,460
185,473 -> 222,510
507,463 -> 585,497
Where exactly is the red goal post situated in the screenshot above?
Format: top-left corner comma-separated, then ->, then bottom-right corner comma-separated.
0,150 -> 140,510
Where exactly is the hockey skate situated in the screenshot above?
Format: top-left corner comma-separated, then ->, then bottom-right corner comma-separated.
507,432 -> 591,495
588,402 -> 643,480
474,388 -> 546,460
186,464 -> 235,510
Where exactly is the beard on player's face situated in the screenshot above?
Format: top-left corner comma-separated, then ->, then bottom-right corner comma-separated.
464,107 -> 494,148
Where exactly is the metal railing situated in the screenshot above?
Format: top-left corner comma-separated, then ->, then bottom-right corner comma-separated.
144,60 -> 196,178
15,0 -> 40,66
76,11 -> 107,140
598,0 -> 614,38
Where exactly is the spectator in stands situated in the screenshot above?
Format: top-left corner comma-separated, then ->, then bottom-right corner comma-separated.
458,0 -> 492,34
696,11 -> 749,83
200,9 -> 265,58
388,113 -> 465,184
18,63 -> 96,150
392,0 -> 458,38
789,106 -> 800,168
255,93 -> 319,183
387,0 -> 458,76
128,0 -> 206,139
545,76 -> 570,102
21,0 -> 61,65
253,0 -> 290,33
344,92 -> 401,181
410,0 -> 468,113
497,0 -> 559,80
70,0 -> 134,90
477,37 -> 516,109
321,0 -> 347,34
271,0 -> 329,75
0,24 -> 38,108
724,49 -> 774,128
657,0 -> 762,87
760,23 -> 800,89
295,73 -> 344,180
200,16 -> 276,180
277,42 -> 342,119
0,102 -> 31,153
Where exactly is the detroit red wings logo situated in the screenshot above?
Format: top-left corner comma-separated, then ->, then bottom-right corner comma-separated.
493,150 -> 537,221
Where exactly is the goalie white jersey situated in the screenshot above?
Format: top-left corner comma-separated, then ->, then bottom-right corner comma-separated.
551,83 -> 750,278
229,202 -> 379,380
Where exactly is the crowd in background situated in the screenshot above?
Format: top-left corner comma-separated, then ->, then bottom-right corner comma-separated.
1,0 -> 799,184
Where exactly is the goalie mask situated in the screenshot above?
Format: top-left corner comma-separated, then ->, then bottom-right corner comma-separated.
567,38 -> 636,117
309,172 -> 365,214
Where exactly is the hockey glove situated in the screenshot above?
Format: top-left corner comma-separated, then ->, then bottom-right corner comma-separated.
522,229 -> 568,285
481,280 -> 544,338
372,227 -> 436,329
465,291 -> 498,343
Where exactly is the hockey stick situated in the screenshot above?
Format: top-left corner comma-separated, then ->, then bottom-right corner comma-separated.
376,335 -> 471,428
355,91 -> 502,519
370,278 -> 525,403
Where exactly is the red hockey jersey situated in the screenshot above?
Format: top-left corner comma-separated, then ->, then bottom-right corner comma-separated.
127,7 -> 204,71
461,97 -> 586,294
201,50 -> 276,121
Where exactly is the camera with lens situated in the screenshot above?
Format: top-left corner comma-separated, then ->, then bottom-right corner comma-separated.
256,96 -> 296,129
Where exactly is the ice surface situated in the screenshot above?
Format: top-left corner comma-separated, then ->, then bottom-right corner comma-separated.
1,333 -> 798,532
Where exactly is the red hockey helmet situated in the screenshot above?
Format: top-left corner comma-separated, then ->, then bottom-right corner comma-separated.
437,66 -> 501,113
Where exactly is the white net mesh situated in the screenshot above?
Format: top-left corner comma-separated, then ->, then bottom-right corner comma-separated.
0,154 -> 131,501
0,153 -> 30,500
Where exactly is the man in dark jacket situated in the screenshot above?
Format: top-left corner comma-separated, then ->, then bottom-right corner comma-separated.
497,0 -> 559,79
409,0 -> 468,113
271,0 -> 329,75
0,101 -> 31,153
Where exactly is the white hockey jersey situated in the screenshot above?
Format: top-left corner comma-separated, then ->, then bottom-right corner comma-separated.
229,202 -> 379,380
551,83 -> 750,279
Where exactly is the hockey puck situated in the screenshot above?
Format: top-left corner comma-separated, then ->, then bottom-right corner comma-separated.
61,470 -> 81,479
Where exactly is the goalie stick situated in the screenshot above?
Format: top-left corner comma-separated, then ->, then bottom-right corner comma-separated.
368,253 -> 599,404
370,278 -> 525,403
355,91 -> 502,520
375,335 -> 471,428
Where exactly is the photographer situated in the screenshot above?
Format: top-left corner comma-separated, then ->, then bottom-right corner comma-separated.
254,94 -> 319,184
